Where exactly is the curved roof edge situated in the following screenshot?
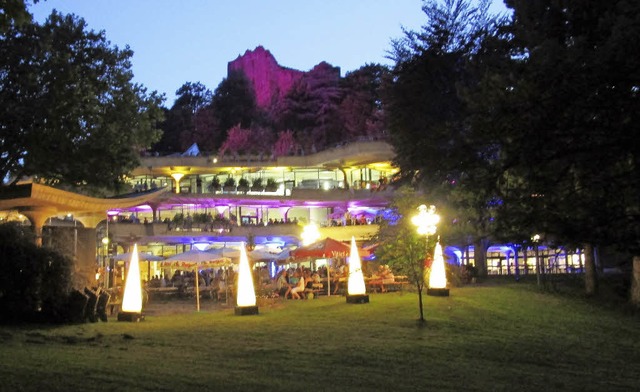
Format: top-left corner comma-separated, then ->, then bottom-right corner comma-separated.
0,182 -> 170,214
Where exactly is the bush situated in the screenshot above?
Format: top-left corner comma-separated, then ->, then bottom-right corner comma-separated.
224,177 -> 236,187
238,178 -> 250,188
0,223 -> 73,323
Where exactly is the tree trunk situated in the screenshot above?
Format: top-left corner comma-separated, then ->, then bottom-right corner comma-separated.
474,238 -> 489,277
417,287 -> 425,323
584,243 -> 598,296
630,256 -> 640,307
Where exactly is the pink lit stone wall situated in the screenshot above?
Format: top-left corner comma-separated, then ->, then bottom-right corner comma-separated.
227,46 -> 340,109
228,46 -> 303,108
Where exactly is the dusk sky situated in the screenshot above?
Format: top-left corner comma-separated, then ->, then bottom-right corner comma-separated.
29,0 -> 508,106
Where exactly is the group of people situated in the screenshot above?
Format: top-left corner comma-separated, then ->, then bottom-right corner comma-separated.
368,265 -> 395,292
143,262 -> 398,302
274,264 -> 353,299
146,268 -> 236,302
275,267 -> 325,299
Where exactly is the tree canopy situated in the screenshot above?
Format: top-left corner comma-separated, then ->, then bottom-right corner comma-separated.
478,0 -> 640,255
386,0 -> 502,274
209,70 -> 258,150
386,0 -> 640,280
156,82 -> 213,153
375,187 -> 436,322
0,10 -> 164,192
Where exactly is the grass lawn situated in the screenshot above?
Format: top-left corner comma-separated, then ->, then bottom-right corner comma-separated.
1,281 -> 639,392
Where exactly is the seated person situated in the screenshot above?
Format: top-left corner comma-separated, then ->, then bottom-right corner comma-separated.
333,264 -> 349,294
381,265 -> 395,283
276,270 -> 292,299
369,265 -> 385,292
370,265 -> 395,292
290,271 -> 306,299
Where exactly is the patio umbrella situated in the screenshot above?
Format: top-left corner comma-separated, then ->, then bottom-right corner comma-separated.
291,237 -> 370,259
160,249 -> 232,311
113,251 -> 165,284
206,246 -> 241,260
291,238 -> 370,296
248,248 -> 289,262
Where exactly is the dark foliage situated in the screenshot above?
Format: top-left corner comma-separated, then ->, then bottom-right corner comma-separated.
0,11 -> 164,190
0,223 -> 73,323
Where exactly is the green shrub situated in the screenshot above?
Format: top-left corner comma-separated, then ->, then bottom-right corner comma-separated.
0,223 -> 73,323
224,177 -> 236,187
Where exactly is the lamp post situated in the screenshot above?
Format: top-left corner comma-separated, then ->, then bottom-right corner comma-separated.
412,205 -> 448,296
532,234 -> 541,287
411,204 -> 440,238
101,236 -> 109,288
301,223 -> 320,246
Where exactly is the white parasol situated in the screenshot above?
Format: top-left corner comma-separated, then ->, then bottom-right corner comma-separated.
161,249 -> 232,311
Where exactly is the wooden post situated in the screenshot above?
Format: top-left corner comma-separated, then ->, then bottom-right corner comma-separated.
630,256 -> 640,307
584,243 -> 598,296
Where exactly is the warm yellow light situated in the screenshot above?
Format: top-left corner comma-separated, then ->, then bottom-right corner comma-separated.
429,242 -> 447,289
347,236 -> 366,295
301,223 -> 321,246
412,204 -> 440,236
236,244 -> 256,307
170,173 -> 185,193
121,244 -> 143,313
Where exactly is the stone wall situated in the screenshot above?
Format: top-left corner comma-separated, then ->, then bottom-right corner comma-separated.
228,46 -> 342,111
228,46 -> 304,108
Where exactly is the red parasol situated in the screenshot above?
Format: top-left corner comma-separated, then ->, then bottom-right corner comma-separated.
291,237 -> 370,259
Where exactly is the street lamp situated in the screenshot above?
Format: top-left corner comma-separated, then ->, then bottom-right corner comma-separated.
531,234 -> 541,287
412,205 -> 448,296
301,223 -> 320,246
101,236 -> 109,287
411,205 -> 440,237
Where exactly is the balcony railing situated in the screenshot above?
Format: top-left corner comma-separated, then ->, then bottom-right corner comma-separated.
107,221 -> 378,243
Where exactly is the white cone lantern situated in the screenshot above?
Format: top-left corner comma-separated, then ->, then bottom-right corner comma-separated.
346,236 -> 369,304
235,243 -> 259,315
427,241 -> 449,296
118,243 -> 145,321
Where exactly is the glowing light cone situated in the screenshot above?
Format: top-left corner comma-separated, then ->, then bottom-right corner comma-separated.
235,243 -> 259,315
346,236 -> 369,303
118,243 -> 144,321
427,241 -> 449,296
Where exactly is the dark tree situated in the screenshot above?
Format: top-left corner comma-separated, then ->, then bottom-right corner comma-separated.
210,70 -> 258,150
339,63 -> 390,140
0,11 -> 164,191
155,82 -> 213,153
386,0 -> 501,275
472,0 -> 640,293
276,62 -> 342,152
0,0 -> 35,33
